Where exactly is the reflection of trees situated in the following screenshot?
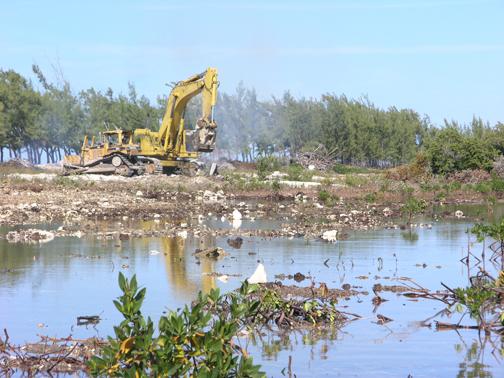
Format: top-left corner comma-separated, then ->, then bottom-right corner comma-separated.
401,229 -> 419,243
249,328 -> 340,361
455,342 -> 493,378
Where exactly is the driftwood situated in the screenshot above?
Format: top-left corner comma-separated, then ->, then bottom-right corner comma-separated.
1,329 -> 107,374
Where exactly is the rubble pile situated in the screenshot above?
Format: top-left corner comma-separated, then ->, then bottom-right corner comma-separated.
6,229 -> 55,243
291,145 -> 335,171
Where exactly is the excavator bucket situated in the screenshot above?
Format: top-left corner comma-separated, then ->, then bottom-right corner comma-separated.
186,128 -> 217,152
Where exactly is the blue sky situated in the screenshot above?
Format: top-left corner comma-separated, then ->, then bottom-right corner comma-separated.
1,0 -> 503,127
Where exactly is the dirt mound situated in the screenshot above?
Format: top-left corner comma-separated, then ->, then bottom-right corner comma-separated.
0,158 -> 40,170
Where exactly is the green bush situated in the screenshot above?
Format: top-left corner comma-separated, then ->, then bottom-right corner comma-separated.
475,181 -> 492,193
271,180 -> 280,192
319,190 -> 330,203
366,192 -> 376,203
333,163 -> 351,174
435,191 -> 449,201
491,178 -> 504,192
86,273 -> 265,378
245,178 -> 270,191
451,182 -> 462,190
256,156 -> 282,175
484,196 -> 498,205
432,184 -> 440,191
53,176 -> 82,187
344,174 -> 368,188
177,184 -> 188,192
286,164 -> 313,182
401,198 -> 427,225
420,184 -> 432,192
463,183 -> 474,191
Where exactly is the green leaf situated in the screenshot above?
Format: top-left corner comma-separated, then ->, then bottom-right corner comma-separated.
118,272 -> 126,292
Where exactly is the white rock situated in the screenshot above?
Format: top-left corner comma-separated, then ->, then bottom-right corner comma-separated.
203,190 -> 214,198
322,230 -> 338,242
178,230 -> 188,239
233,209 -> 242,220
218,275 -> 229,283
248,264 -> 267,284
136,191 -> 143,197
308,165 -> 315,170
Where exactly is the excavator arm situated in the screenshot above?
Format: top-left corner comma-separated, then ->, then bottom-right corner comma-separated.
157,67 -> 219,153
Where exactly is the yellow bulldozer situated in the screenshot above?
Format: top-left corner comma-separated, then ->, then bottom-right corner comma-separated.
61,68 -> 219,176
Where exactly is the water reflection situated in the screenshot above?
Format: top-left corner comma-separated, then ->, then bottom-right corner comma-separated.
160,234 -> 218,297
455,341 -> 494,378
401,228 -> 419,243
250,328 -> 340,361
2,207 -> 504,377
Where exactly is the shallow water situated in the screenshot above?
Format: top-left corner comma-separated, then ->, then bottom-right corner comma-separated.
1,209 -> 503,377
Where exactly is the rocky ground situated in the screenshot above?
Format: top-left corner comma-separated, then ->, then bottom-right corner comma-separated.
0,164 -> 480,243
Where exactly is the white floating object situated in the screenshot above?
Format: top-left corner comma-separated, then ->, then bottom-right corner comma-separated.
150,250 -> 160,255
248,263 -> 267,284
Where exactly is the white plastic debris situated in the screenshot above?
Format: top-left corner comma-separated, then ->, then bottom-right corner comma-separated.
248,264 -> 267,284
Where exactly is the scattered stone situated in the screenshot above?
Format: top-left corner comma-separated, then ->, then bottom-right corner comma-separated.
193,247 -> 229,259
227,237 -> 244,249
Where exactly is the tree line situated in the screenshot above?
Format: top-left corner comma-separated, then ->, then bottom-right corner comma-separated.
1,67 -> 502,174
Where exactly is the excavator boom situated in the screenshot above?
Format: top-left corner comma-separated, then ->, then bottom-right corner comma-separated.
156,67 -> 218,153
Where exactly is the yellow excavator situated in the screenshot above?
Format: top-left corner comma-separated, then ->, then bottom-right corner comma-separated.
61,68 -> 219,176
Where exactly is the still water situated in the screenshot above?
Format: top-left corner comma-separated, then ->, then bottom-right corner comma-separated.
1,205 -> 503,377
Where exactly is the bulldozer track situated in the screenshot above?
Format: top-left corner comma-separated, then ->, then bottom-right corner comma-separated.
115,154 -> 136,177
139,158 -> 163,175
